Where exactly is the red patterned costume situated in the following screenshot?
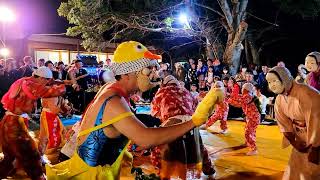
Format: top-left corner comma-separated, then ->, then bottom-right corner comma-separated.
206,97 -> 229,131
151,77 -> 214,179
228,90 -> 260,152
0,76 -> 65,180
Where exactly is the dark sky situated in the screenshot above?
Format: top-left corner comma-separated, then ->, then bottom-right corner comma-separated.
3,0 -> 68,34
2,0 -> 320,67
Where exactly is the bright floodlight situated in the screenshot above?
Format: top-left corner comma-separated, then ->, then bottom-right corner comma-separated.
179,13 -> 188,24
0,6 -> 15,22
0,48 -> 9,57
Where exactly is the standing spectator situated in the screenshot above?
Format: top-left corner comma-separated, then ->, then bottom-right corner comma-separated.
105,58 -> 112,67
257,65 -> 270,96
37,58 -> 45,68
3,58 -> 19,91
255,85 -> 268,123
74,60 -> 89,112
57,61 -> 68,80
19,56 -> 35,77
45,61 -> 59,80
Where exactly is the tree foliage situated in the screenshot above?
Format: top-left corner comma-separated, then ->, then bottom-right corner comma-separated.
58,0 -> 211,51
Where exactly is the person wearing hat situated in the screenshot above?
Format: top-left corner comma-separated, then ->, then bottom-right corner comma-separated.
305,51 -> 320,91
46,41 -> 223,179
266,66 -> 320,180
0,66 -> 66,180
228,82 -> 261,155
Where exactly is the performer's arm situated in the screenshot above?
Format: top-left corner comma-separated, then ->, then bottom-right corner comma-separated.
38,84 -> 66,98
228,94 -> 242,107
109,97 -> 195,149
302,89 -> 320,164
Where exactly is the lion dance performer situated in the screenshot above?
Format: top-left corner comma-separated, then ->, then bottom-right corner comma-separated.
38,96 -> 71,164
151,75 -> 217,179
0,67 -> 66,180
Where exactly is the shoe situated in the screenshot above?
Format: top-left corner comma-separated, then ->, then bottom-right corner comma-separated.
220,129 -> 228,134
246,149 -> 258,156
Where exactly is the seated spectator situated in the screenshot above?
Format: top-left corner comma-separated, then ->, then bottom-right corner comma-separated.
245,72 -> 257,85
221,67 -> 230,79
190,84 -> 199,99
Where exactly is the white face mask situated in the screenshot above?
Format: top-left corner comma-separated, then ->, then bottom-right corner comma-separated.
266,73 -> 285,94
223,70 -> 228,74
241,68 -> 247,72
305,56 -> 319,72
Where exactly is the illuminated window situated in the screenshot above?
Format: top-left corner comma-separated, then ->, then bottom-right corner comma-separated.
60,51 -> 69,64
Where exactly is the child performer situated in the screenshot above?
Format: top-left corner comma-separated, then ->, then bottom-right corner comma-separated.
206,81 -> 229,134
228,83 -> 261,155
38,96 -> 70,164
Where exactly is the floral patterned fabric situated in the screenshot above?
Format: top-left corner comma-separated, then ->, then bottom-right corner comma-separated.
151,84 -> 197,121
228,93 -> 260,150
206,99 -> 229,130
150,83 -> 214,178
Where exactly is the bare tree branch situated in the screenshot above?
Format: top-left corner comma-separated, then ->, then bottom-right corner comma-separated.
217,0 -> 233,30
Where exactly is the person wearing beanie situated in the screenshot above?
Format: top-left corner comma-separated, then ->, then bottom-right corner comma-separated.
266,66 -> 320,180
206,81 -> 230,134
228,82 -> 261,155
46,41 -> 221,179
305,51 -> 320,91
0,66 -> 66,180
150,75 -> 215,179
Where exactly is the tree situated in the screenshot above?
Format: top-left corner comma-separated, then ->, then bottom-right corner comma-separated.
58,0 -> 250,74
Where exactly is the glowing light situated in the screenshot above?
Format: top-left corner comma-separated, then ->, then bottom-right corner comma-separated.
0,6 -> 15,22
0,48 -> 9,57
179,13 -> 188,24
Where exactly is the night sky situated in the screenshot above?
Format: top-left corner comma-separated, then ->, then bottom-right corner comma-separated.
1,0 -> 320,68
2,0 -> 68,35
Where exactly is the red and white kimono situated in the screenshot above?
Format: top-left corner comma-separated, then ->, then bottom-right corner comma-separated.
151,83 -> 214,179
228,93 -> 260,151
0,77 -> 65,179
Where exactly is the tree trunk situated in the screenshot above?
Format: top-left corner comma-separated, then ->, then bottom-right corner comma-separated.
223,21 -> 248,75
205,38 -> 215,59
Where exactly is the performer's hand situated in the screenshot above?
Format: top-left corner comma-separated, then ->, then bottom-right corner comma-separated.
308,147 -> 320,165
192,88 -> 224,126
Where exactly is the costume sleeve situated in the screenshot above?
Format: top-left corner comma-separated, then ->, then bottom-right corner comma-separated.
228,94 -> 242,107
274,96 -> 293,133
302,89 -> 320,147
22,80 -> 66,99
